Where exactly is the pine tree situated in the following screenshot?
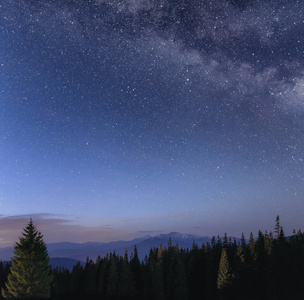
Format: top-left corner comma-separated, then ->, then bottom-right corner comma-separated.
106,252 -> 119,299
240,233 -> 246,250
217,248 -> 232,290
168,237 -> 173,248
0,261 -> 4,295
83,258 -> 97,295
69,261 -> 84,295
118,249 -> 136,298
223,233 -> 228,247
248,232 -> 256,261
130,245 -> 143,299
2,219 -> 52,298
274,215 -> 280,239
97,255 -> 110,297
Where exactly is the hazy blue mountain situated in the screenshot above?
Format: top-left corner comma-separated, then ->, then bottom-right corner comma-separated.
44,232 -> 214,261
50,258 -> 85,271
46,235 -> 152,261
1,258 -> 85,272
0,247 -> 15,262
0,232 -> 241,264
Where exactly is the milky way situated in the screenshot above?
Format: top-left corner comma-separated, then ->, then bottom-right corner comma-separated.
0,0 -> 304,243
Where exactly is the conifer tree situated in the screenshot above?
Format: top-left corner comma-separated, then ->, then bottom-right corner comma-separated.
2,219 -> 52,298
274,215 -> 280,239
130,245 -> 143,298
248,232 -> 256,261
154,247 -> 165,300
240,233 -> 246,250
97,255 -> 109,297
223,233 -> 228,247
217,248 -> 232,290
83,258 -> 97,295
118,249 -> 136,298
69,261 -> 84,295
107,252 -> 119,299
158,244 -> 163,260
168,237 -> 172,248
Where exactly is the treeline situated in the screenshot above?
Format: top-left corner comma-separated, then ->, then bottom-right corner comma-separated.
0,262 -> 10,299
51,221 -> 304,300
1,219 -> 304,300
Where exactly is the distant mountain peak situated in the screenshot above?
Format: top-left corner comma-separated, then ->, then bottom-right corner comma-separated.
155,232 -> 201,240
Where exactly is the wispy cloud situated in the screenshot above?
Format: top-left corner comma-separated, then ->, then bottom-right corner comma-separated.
0,214 -> 131,247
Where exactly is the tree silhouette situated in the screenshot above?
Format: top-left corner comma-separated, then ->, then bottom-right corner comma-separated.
2,219 -> 52,298
274,215 -> 280,239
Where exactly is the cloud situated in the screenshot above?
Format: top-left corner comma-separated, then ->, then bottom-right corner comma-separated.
0,214 -> 131,247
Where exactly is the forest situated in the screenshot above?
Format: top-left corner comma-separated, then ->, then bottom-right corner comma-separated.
0,218 -> 304,300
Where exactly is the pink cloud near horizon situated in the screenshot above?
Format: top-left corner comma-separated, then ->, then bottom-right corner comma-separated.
0,214 -> 139,247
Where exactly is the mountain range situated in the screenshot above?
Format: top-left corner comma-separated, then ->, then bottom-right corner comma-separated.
0,232 -> 235,270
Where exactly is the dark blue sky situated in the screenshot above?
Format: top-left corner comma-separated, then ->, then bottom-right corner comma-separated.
0,0 -> 304,245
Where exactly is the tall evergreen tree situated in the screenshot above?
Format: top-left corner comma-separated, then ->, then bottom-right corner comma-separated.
97,255 -> 110,297
130,245 -> 143,299
0,261 -> 5,300
107,252 -> 119,299
2,219 -> 52,298
274,215 -> 280,239
69,261 -> 84,295
118,250 -> 136,299
51,267 -> 71,296
248,232 -> 256,261
168,237 -> 173,248
83,258 -> 97,295
217,248 -> 232,291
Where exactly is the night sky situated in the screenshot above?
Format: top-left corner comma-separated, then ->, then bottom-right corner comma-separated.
1,0 -> 304,246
